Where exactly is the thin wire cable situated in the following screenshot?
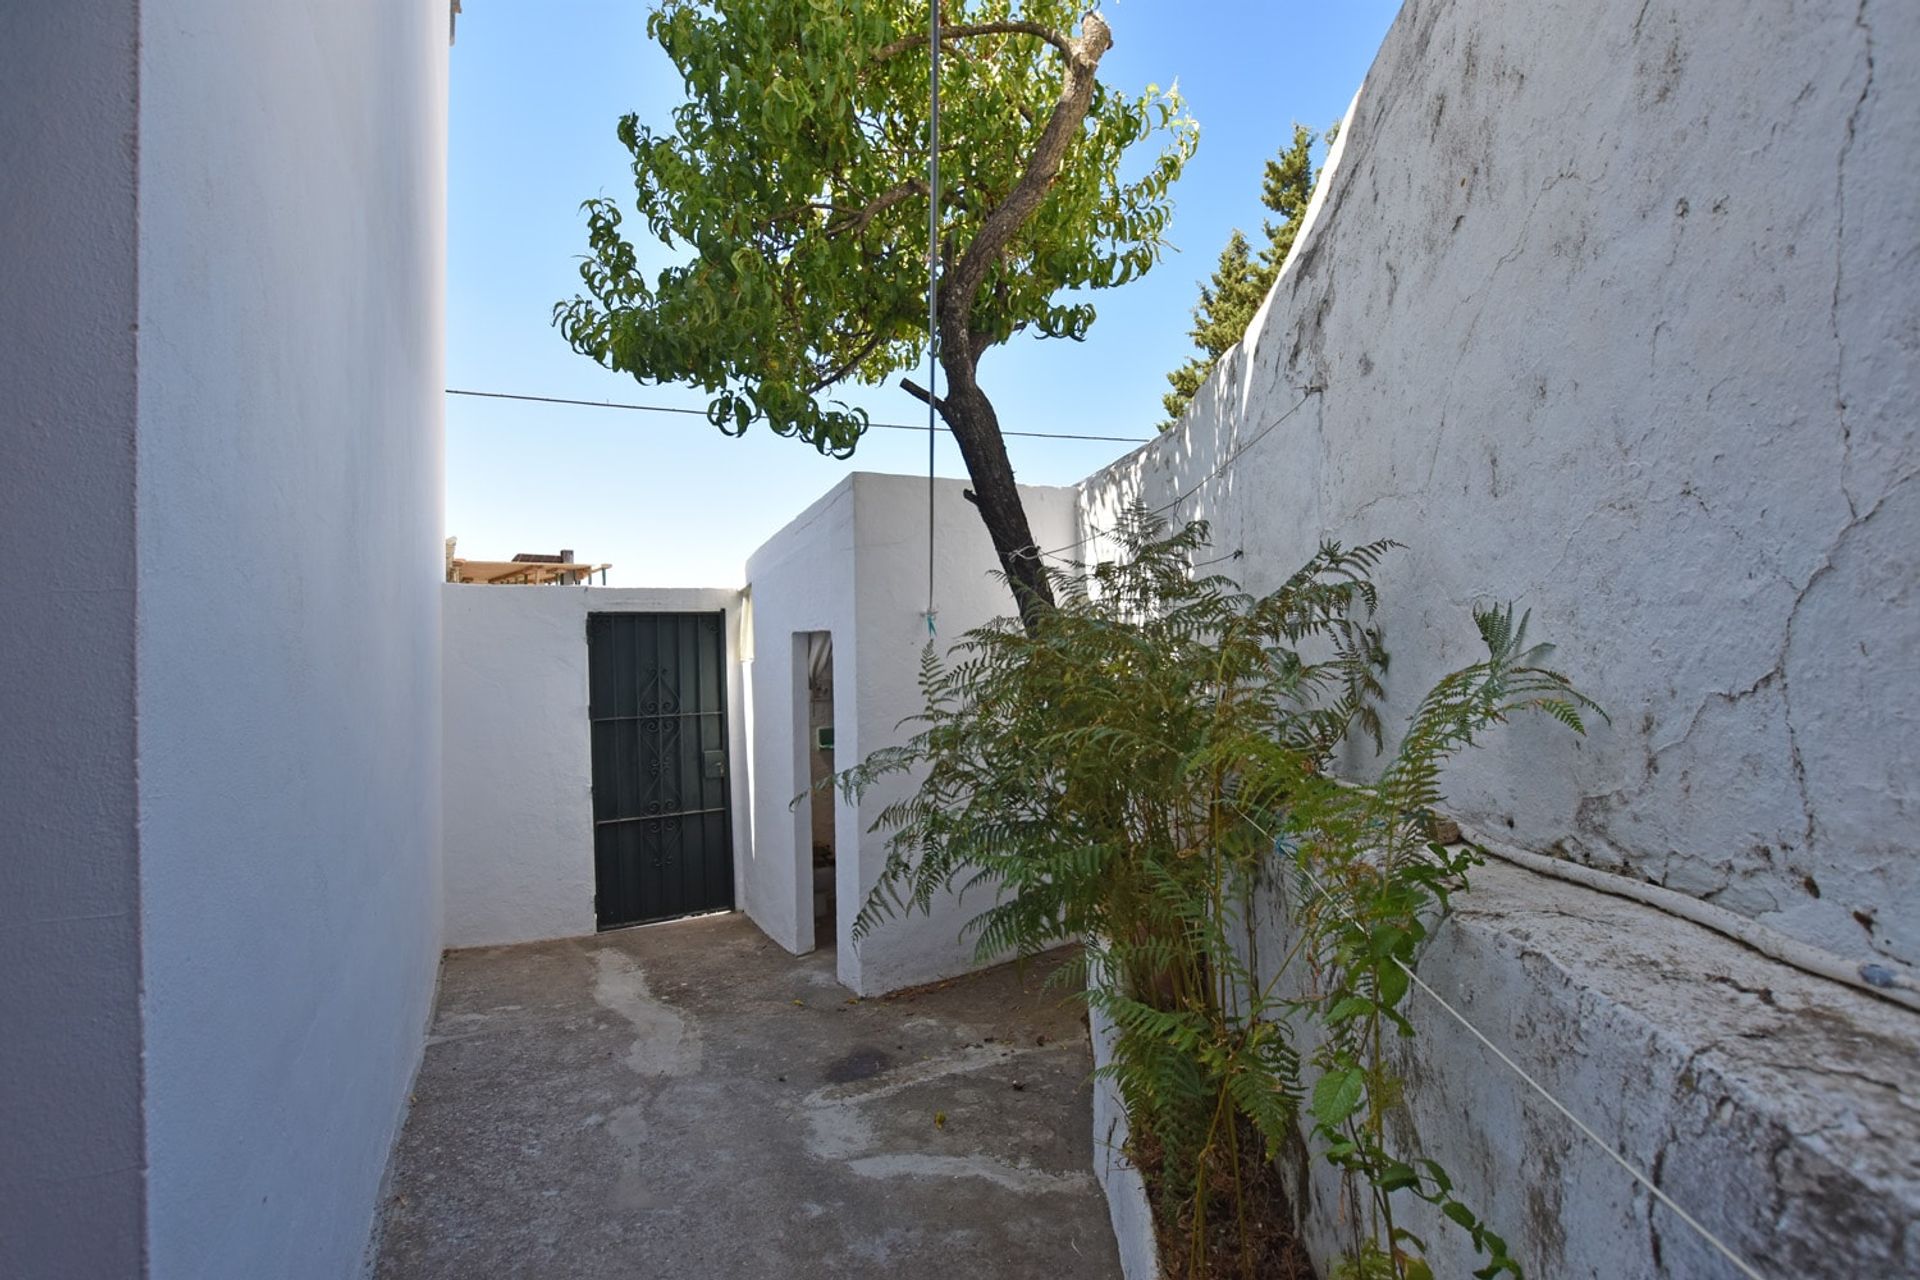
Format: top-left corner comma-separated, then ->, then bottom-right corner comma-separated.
925,0 -> 941,635
1037,387 -> 1318,565
443,388 -> 1150,444
1231,802 -> 1768,1280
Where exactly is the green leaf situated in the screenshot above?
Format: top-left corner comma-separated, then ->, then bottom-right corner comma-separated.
1311,1068 -> 1366,1128
1327,995 -> 1374,1024
1377,1161 -> 1419,1192
1378,962 -> 1410,1009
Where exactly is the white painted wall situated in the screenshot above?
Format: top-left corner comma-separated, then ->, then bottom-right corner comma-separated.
442,585 -> 751,949
1088,1003 -> 1159,1280
133,3 -> 448,1276
1081,0 -> 1919,973
0,3 -> 146,1273
1075,0 -> 1920,1273
745,473 -> 1079,995
742,480 -> 860,962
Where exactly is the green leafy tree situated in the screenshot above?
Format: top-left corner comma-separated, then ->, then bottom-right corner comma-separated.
556,1 -> 1196,626
1161,123 -> 1327,428
1159,229 -> 1262,426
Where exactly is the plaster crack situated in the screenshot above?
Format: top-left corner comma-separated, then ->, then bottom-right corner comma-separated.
1703,972 -> 1777,1008
1647,1136 -> 1669,1271
1431,164 -> 1583,495
1781,1061 -> 1905,1096
1576,457 -> 1906,884
1830,0 -> 1876,519
1779,469 -> 1915,853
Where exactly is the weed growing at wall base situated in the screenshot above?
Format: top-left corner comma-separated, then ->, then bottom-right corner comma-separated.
842,512 -> 1600,1279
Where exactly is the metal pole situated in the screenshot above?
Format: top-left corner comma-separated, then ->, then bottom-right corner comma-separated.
925,0 -> 940,637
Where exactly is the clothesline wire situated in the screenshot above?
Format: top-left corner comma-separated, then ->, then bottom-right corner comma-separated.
443,388 -> 1152,445
1034,387 -> 1318,566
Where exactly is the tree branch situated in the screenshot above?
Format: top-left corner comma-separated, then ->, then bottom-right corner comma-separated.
898,377 -> 948,414
809,326 -> 893,394
873,21 -> 1074,62
825,179 -> 928,237
940,12 -> 1112,371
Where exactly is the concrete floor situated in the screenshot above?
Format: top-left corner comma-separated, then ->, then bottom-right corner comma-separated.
373,913 -> 1122,1278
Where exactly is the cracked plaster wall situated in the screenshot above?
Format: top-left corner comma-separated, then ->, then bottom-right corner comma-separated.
1246,858 -> 1919,1277
1079,0 -> 1918,971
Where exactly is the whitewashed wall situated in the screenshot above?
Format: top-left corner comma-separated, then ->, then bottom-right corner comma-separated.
1083,0 -> 1917,974
741,479 -> 860,960
1079,0 -> 1919,1274
442,585 -> 751,949
132,3 -> 448,1277
745,473 -> 1079,994
0,4 -> 146,1273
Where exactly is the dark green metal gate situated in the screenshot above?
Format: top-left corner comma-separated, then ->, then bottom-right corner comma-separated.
587,611 -> 734,929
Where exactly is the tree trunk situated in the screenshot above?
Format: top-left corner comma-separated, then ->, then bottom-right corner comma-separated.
936,364 -> 1056,632
910,10 -> 1114,635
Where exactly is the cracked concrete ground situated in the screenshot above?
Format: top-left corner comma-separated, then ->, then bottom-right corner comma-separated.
373,914 -> 1121,1278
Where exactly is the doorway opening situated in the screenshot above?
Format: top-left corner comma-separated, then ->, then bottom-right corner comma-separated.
798,631 -> 836,952
587,611 -> 735,930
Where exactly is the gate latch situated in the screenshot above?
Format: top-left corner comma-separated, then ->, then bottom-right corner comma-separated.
704,749 -> 726,779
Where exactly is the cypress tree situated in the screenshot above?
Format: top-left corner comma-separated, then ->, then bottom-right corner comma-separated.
1160,123 -> 1328,428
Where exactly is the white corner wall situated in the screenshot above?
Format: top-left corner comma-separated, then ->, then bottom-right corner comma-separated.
742,480 -> 860,963
744,473 -> 1078,995
441,585 -> 751,949
849,474 -> 1080,992
133,3 -> 448,1276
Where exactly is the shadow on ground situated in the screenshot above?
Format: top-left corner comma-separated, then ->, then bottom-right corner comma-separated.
374,913 -> 1121,1278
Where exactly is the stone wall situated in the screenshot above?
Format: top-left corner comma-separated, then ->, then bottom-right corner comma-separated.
1081,0 -> 1916,975
1078,0 -> 1918,1274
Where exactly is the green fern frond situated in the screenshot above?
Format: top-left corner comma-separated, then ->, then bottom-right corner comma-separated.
835,506 -> 1596,1275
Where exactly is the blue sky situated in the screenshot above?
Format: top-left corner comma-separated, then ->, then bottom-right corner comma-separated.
447,1 -> 1403,585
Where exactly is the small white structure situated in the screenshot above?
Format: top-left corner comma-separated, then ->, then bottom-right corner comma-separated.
742,472 -> 1078,994
441,585 -> 751,948
437,472 -> 1079,998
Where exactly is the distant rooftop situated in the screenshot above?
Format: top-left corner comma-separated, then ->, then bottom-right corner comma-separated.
446,540 -> 609,585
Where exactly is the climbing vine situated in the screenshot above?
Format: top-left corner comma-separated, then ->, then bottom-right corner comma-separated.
843,512 -> 1600,1278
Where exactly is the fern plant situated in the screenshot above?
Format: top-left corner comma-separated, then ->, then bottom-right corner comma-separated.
841,512 -> 1599,1279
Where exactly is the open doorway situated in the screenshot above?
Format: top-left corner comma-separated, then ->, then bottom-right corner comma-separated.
799,631 -> 836,951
